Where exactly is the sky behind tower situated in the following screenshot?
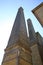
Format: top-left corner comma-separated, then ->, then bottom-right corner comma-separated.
0,0 -> 43,65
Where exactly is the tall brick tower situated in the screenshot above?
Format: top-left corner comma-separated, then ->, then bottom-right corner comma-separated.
2,7 -> 32,65
27,19 -> 43,65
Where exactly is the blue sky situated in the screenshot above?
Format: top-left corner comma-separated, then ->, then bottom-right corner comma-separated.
0,0 -> 43,65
